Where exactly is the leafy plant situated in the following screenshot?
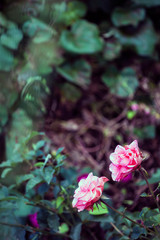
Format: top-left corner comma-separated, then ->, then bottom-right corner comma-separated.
102,66 -> 139,97
60,20 -> 104,54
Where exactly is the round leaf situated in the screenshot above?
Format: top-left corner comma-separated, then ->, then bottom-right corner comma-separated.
53,1 -> 87,26
60,20 -> 104,54
0,44 -> 14,71
112,8 -> 145,27
104,41 -> 122,60
1,28 -> 23,50
102,66 -> 139,97
114,20 -> 158,56
57,59 -> 91,88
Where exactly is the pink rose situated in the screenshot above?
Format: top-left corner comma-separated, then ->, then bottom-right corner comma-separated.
109,140 -> 143,182
72,172 -> 108,212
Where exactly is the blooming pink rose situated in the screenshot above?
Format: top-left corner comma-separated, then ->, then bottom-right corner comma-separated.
72,172 -> 108,212
109,140 -> 143,182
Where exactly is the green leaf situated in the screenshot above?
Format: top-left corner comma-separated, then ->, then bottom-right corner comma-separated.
26,40 -> 63,74
59,223 -> 69,234
24,131 -> 44,146
120,237 -> 130,240
127,110 -> 136,119
56,196 -> 64,209
47,213 -> 59,232
102,66 -> 139,97
0,196 -> 18,202
60,83 -> 82,102
112,8 -> 145,27
16,174 -> 33,185
21,76 -> 49,102
26,175 -> 43,192
33,140 -> 46,150
60,20 -> 104,54
113,20 -> 158,56
0,223 -> 26,240
133,125 -> 155,140
23,18 -> 55,43
89,202 -> 108,215
0,186 -> 9,199
152,213 -> 160,226
56,147 -> 64,156
71,223 -> 82,240
53,1 -> 87,26
1,168 -> 12,178
21,76 -> 49,116
79,210 -> 113,223
6,109 -> 33,160
140,192 -> 149,197
137,169 -> 160,186
43,166 -> 55,185
0,43 -> 14,71
57,59 -> 91,88
131,226 -> 145,239
0,12 -> 8,27
103,40 -> 122,61
132,0 -> 160,7
140,208 -> 160,227
14,197 -> 33,217
42,154 -> 52,169
0,105 -> 8,127
1,28 -> 23,50
34,162 -> 44,167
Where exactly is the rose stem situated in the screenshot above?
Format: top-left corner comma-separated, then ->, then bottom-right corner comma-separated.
100,199 -> 154,235
139,167 -> 160,212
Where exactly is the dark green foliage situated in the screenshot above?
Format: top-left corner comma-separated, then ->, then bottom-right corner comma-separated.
113,20 -> 158,56
102,66 -> 139,97
112,8 -> 146,27
137,169 -> 160,186
57,59 -> 91,88
132,0 -> 160,7
52,1 -> 87,26
133,125 -> 156,139
70,223 -> 82,240
1,1 -> 160,240
60,20 -> 104,54
131,226 -> 147,239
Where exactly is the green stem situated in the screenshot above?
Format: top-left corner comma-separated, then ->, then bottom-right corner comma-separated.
110,222 -> 124,237
100,199 -> 154,235
139,167 -> 160,212
0,221 -> 71,238
26,201 -> 73,227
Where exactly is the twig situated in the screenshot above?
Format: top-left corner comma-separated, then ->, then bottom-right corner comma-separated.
100,199 -> 154,235
26,201 -> 73,227
76,136 -> 104,172
0,221 -> 71,238
139,167 -> 160,212
110,222 -> 124,237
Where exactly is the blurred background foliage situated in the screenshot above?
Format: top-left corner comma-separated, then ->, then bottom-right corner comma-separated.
1,0 -> 160,176
1,0 -> 160,239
